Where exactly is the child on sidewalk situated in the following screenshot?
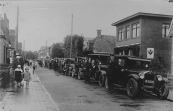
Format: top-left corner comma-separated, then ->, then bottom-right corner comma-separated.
14,65 -> 23,87
24,67 -> 31,89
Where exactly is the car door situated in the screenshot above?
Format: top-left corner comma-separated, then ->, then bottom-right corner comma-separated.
116,58 -> 127,85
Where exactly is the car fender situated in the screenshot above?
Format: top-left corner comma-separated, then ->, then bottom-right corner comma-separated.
127,74 -> 140,81
100,70 -> 106,75
162,77 -> 170,83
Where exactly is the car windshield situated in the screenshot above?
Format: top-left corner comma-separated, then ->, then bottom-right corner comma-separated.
88,55 -> 109,65
127,59 -> 150,70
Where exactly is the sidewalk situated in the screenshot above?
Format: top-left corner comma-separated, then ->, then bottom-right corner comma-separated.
0,68 -> 58,111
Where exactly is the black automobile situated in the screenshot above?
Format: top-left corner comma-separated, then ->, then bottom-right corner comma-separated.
63,58 -> 75,76
72,57 -> 86,79
86,53 -> 113,83
103,55 -> 169,100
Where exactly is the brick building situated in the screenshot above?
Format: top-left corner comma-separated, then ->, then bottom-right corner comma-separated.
93,30 -> 116,53
0,14 -> 10,65
112,12 -> 173,70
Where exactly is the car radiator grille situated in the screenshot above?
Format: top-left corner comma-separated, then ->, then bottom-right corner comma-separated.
143,74 -> 155,86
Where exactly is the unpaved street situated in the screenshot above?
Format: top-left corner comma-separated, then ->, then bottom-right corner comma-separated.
36,67 -> 173,111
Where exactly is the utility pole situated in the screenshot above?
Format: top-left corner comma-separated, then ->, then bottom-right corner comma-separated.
46,40 -> 47,58
16,6 -> 19,52
70,14 -> 73,58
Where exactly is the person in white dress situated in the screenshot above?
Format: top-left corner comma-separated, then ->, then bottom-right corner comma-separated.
24,67 -> 31,89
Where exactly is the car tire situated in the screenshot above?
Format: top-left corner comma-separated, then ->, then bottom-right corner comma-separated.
99,74 -> 105,87
157,82 -> 169,100
127,78 -> 139,98
78,71 -> 82,80
105,77 -> 109,89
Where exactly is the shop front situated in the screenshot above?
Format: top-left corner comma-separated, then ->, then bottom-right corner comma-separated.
114,44 -> 140,57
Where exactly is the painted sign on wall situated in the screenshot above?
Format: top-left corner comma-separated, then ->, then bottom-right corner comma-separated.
147,48 -> 154,59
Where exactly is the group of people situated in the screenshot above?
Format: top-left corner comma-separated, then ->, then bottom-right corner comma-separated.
12,55 -> 36,89
38,58 -> 65,73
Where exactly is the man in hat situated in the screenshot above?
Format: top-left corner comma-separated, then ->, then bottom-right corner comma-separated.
106,54 -> 116,92
12,55 -> 24,71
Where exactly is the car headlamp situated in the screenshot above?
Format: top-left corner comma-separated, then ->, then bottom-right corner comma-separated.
139,73 -> 145,79
157,75 -> 162,81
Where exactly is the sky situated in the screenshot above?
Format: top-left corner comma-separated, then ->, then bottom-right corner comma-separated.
1,0 -> 173,51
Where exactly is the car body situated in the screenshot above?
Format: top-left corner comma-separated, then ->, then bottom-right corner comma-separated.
86,53 -> 113,82
104,55 -> 169,99
63,58 -> 75,76
72,57 -> 86,79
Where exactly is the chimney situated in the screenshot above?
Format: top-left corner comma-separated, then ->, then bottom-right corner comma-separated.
97,30 -> 101,37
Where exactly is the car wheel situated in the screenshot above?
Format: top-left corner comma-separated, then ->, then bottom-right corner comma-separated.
157,82 -> 169,100
99,74 -> 105,87
78,71 -> 82,80
105,77 -> 109,89
127,78 -> 139,98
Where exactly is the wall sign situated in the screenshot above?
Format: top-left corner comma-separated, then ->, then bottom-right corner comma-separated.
147,48 -> 154,59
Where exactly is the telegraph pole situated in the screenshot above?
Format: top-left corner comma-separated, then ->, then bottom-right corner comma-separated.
70,14 -> 73,58
16,6 -> 19,52
46,40 -> 47,58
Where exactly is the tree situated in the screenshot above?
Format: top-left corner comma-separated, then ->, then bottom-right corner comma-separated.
25,51 -> 38,60
64,34 -> 84,58
51,43 -> 64,58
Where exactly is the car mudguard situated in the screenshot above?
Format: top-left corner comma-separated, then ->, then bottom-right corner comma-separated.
100,70 -> 106,75
162,77 -> 170,83
127,74 -> 140,81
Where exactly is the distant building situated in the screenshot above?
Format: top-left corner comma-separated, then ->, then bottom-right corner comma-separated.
0,14 -> 10,65
83,30 -> 116,56
83,37 -> 94,51
93,30 -> 116,53
38,46 -> 51,59
18,42 -> 22,54
9,30 -> 16,50
112,12 -> 172,69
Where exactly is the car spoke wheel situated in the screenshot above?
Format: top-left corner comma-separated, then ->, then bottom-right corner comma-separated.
127,78 -> 139,98
105,77 -> 109,89
157,83 -> 169,100
99,74 -> 105,87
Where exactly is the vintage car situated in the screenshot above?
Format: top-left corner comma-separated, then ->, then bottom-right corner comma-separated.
103,55 -> 169,99
86,53 -> 113,82
63,58 -> 75,76
71,57 -> 86,79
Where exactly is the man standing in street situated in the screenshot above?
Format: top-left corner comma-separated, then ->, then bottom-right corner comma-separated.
106,54 -> 115,92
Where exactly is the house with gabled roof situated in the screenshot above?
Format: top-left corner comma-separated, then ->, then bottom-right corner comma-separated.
83,30 -> 116,56
93,30 -> 116,53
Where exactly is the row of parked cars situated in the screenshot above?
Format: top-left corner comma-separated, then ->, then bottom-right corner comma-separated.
61,53 -> 170,100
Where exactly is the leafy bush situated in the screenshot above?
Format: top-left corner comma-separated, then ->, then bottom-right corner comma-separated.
149,59 -> 168,74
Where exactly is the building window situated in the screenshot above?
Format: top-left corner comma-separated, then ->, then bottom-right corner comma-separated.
132,23 -> 140,38
162,24 -> 170,38
125,25 -> 130,39
118,28 -> 124,41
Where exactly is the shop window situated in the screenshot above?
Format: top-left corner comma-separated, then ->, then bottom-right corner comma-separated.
132,23 -> 140,38
162,24 -> 170,38
125,25 -> 130,39
118,28 -> 124,41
